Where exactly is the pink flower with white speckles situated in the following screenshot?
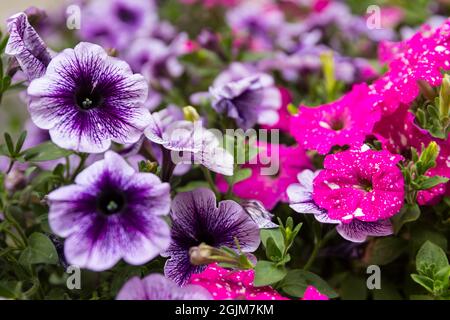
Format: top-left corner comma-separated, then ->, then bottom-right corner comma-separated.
290,84 -> 381,155
313,149 -> 404,223
302,286 -> 329,300
373,19 -> 450,114
188,264 -> 287,300
373,104 -> 450,205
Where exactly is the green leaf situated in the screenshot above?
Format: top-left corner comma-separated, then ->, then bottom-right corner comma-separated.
435,265 -> 450,288
411,274 -> 434,293
416,241 -> 449,277
15,131 -> 27,155
392,204 -> 421,233
0,281 -> 21,299
176,181 -> 210,192
224,168 -> 252,185
368,237 -> 407,265
21,141 -> 72,162
279,269 -> 338,298
410,225 -> 447,254
19,233 -> 58,266
418,176 -> 449,190
4,133 -> 14,156
253,260 -> 287,287
265,237 -> 283,262
260,228 -> 285,253
340,275 -> 368,300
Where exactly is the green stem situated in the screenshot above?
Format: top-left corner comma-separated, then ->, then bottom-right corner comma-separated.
70,153 -> 88,181
303,228 -> 336,271
201,166 -> 220,199
4,207 -> 27,247
6,159 -> 15,174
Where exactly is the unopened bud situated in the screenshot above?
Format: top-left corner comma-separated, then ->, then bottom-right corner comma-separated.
138,160 -> 158,173
183,106 -> 200,122
439,74 -> 450,119
418,80 -> 437,101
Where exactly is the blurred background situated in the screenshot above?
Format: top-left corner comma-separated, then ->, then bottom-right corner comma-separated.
0,0 -> 54,22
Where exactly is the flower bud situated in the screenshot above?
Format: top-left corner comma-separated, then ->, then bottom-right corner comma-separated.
439,74 -> 450,119
183,106 -> 200,122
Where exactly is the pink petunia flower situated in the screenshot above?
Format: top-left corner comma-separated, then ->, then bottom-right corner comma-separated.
290,84 -> 381,155
188,264 -> 329,300
188,263 -> 287,300
217,143 -> 312,210
302,286 -> 329,300
373,105 -> 450,205
373,19 -> 450,114
313,149 -> 404,223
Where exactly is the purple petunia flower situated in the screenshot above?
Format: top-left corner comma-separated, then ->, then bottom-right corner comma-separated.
116,274 -> 212,300
287,169 -> 393,243
79,0 -> 157,51
162,188 -> 260,285
125,35 -> 186,89
209,63 -> 281,130
27,42 -> 150,153
47,151 -> 171,271
5,12 -> 52,81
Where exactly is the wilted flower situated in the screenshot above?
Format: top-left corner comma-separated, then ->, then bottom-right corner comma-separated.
145,113 -> 234,177
117,274 -> 212,300
162,188 -> 260,285
27,42 -> 150,153
48,151 -> 171,271
241,199 -> 278,229
209,63 -> 281,129
5,12 -> 52,80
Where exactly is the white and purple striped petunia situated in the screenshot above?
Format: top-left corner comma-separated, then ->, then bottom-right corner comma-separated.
47,151 -> 171,271
27,42 -> 151,153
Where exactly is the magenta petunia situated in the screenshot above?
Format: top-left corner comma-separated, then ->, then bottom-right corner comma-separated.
302,286 -> 329,300
372,19 -> 450,114
188,263 -> 287,300
217,143 -> 312,210
313,149 -> 404,223
373,104 -> 450,205
47,151 -> 171,271
27,42 -> 150,153
117,274 -> 212,300
287,169 -> 393,243
290,84 -> 381,155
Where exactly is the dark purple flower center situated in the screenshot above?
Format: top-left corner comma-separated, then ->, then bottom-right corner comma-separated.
329,118 -> 346,131
358,178 -> 373,192
116,6 -> 138,24
75,86 -> 104,111
97,189 -> 127,215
